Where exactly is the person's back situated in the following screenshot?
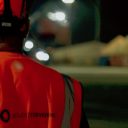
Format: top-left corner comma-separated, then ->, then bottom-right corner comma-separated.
0,52 -> 83,128
0,0 -> 89,127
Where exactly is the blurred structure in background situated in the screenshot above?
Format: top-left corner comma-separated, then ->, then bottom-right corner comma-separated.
23,0 -> 128,67
100,35 -> 128,66
51,41 -> 105,66
23,0 -> 100,65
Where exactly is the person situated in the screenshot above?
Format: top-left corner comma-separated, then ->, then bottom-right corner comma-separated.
0,0 -> 89,128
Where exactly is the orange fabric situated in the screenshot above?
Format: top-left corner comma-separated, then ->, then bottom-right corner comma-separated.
0,52 -> 65,128
0,0 -> 4,15
70,78 -> 82,128
0,0 -> 26,18
10,0 -> 23,17
0,52 -> 82,128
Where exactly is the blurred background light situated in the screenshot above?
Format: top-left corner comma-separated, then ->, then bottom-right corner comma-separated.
54,11 -> 66,21
23,40 -> 34,51
47,11 -> 66,22
35,50 -> 50,61
61,0 -> 75,4
47,12 -> 56,21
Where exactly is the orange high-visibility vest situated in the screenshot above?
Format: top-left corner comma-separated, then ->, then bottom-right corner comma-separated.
0,52 -> 82,128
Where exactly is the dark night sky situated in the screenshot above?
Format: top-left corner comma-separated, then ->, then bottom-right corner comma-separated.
100,0 -> 128,42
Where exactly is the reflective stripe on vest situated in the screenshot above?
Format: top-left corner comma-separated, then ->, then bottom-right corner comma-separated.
61,75 -> 74,128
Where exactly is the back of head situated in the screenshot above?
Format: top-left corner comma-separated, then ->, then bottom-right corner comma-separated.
0,0 -> 30,38
0,0 -> 31,52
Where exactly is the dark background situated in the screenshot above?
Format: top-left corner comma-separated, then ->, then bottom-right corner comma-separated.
100,0 -> 128,42
30,0 -> 128,43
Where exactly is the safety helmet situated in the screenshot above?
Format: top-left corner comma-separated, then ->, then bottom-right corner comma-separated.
0,0 -> 31,37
